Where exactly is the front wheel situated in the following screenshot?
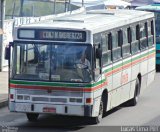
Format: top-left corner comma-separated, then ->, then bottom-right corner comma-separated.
129,78 -> 140,106
26,113 -> 39,122
92,100 -> 103,124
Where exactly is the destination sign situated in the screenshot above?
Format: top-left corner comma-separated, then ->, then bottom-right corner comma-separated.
38,30 -> 86,42
18,29 -> 86,42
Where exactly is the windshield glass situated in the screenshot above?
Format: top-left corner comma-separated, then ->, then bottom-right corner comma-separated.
12,42 -> 92,83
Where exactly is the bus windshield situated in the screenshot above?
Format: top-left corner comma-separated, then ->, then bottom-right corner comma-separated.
12,42 -> 92,83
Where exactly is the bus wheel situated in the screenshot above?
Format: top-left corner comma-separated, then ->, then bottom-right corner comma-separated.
92,100 -> 103,124
129,78 -> 140,106
26,113 -> 39,122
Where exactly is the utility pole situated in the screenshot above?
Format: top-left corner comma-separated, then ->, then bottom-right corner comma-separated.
20,0 -> 24,17
0,0 -> 5,71
54,0 -> 56,14
82,0 -> 84,6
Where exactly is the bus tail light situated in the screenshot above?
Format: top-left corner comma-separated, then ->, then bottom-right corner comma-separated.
86,98 -> 92,104
10,94 -> 14,101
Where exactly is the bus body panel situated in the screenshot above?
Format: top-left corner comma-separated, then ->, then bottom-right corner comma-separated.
110,61 -> 122,108
147,47 -> 156,87
140,50 -> 149,93
121,57 -> 132,103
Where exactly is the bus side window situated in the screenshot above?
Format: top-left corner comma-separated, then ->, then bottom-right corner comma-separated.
148,20 -> 154,47
128,27 -> 132,43
122,28 -> 131,58
93,33 -> 101,69
118,30 -> 123,47
112,31 -> 122,62
93,33 -> 102,80
101,33 -> 108,52
112,31 -> 118,49
151,20 -> 154,36
131,25 -> 140,54
139,22 -> 148,50
102,33 -> 111,66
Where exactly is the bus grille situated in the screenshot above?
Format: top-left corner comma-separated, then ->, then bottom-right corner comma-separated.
32,97 -> 67,103
16,89 -> 83,97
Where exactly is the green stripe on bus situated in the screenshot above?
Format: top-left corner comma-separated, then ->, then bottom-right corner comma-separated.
10,79 -> 106,89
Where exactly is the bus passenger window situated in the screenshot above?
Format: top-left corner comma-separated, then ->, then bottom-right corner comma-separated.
136,25 -> 140,40
102,33 -> 111,65
139,23 -> 148,50
122,28 -> 131,58
140,23 -> 147,38
112,31 -> 118,49
112,31 -> 121,61
118,30 -> 123,47
148,20 -> 154,47
151,20 -> 154,36
123,29 -> 128,45
93,33 -> 101,44
148,21 -> 152,37
127,27 -> 132,43
131,26 -> 140,54
101,33 -> 108,52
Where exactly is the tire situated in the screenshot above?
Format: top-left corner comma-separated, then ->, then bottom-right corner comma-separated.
92,100 -> 103,124
102,93 -> 107,116
26,113 -> 39,122
129,78 -> 140,106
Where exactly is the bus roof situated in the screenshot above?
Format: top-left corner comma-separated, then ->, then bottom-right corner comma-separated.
136,4 -> 160,12
19,9 -> 154,34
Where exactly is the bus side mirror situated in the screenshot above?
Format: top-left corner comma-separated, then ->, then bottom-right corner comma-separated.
96,48 -> 102,59
5,42 -> 13,60
5,46 -> 10,60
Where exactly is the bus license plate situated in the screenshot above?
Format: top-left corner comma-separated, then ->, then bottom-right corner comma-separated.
43,107 -> 56,113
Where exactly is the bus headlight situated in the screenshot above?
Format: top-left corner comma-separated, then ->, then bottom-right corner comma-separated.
17,95 -> 30,100
69,98 -> 82,103
17,95 -> 23,100
24,96 -> 30,100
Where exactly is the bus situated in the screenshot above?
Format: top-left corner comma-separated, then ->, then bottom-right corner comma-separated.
136,4 -> 160,71
5,9 -> 155,124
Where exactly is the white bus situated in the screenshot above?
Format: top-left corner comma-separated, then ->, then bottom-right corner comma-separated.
6,9 -> 155,124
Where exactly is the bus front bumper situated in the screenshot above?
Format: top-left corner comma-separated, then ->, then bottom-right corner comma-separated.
9,102 -> 92,117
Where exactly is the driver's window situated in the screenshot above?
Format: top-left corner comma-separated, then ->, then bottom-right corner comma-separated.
94,44 -> 101,81
15,45 -> 21,74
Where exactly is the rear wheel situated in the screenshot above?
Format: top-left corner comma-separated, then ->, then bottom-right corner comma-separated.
129,78 -> 140,106
26,113 -> 39,122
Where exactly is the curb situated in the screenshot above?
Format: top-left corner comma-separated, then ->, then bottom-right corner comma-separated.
0,99 -> 8,108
